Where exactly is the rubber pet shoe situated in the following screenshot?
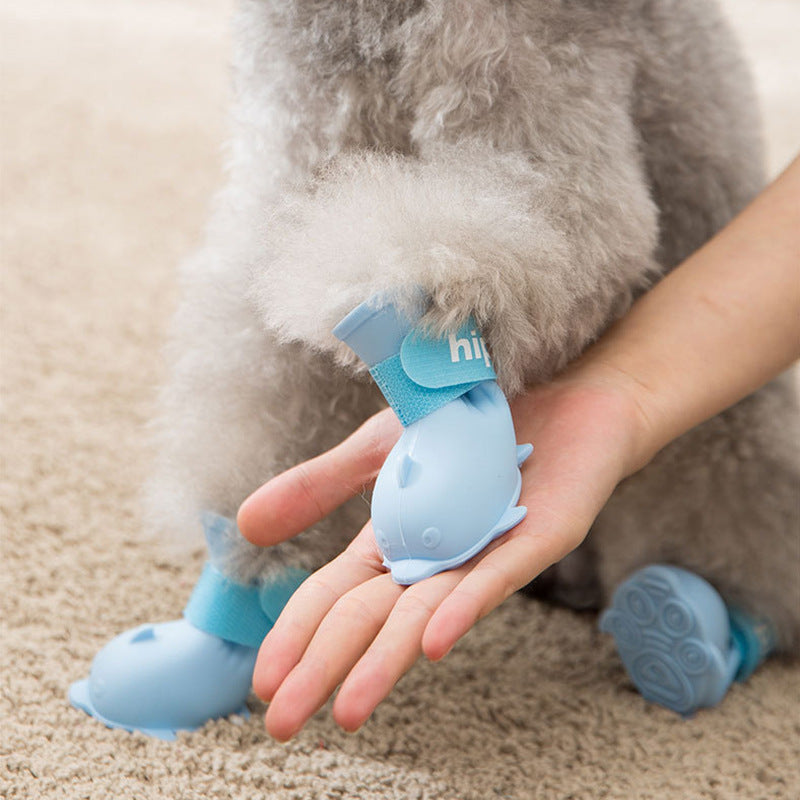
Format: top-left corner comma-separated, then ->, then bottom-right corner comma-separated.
599,564 -> 775,715
68,619 -> 259,740
333,297 -> 531,585
69,513 -> 307,739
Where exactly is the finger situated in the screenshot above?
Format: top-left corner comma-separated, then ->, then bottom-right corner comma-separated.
264,573 -> 404,741
253,524 -> 385,703
333,566 -> 467,732
422,517 -> 583,661
422,444 -> 621,663
238,408 -> 401,546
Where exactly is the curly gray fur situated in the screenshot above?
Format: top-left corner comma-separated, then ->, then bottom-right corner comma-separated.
144,0 -> 799,650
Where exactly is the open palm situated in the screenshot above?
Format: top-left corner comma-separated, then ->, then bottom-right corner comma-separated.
238,377 -> 642,740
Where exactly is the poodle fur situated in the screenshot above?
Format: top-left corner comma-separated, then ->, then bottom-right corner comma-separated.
144,0 -> 799,651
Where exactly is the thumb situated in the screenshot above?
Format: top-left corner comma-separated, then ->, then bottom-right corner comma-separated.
237,408 -> 401,546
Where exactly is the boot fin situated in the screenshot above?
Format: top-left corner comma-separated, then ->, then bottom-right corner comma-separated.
488,505 -> 527,539
516,443 -> 534,466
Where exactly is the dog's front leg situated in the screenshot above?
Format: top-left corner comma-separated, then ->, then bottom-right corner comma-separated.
252,135 -> 660,398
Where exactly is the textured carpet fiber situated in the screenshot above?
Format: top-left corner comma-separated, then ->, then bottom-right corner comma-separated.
2,1 -> 798,798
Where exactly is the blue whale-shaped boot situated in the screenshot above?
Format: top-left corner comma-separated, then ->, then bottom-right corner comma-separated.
334,298 -> 531,585
69,514 -> 307,739
69,618 -> 259,740
600,564 -> 777,716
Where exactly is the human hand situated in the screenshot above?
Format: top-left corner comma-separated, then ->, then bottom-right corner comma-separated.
237,374 -> 647,740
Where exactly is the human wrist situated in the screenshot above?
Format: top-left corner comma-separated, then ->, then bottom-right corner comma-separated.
552,356 -> 667,479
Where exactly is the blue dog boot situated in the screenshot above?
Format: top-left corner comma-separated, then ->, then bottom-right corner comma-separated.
599,564 -> 776,715
69,513 -> 308,739
334,297 -> 531,585
68,619 -> 259,740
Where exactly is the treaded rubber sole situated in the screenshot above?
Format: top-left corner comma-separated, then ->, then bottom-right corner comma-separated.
599,565 -> 739,715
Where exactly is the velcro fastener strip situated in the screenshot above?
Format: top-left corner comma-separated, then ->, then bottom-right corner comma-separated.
184,564 -> 309,649
370,354 -> 478,427
259,567 -> 310,624
728,606 -> 777,682
368,317 -> 497,426
399,320 -> 497,388
184,564 -> 269,648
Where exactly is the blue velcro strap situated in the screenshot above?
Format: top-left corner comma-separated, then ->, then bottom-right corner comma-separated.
259,567 -> 310,624
728,606 -> 777,681
400,319 -> 497,387
370,318 -> 497,426
370,355 -> 478,427
184,564 -> 269,648
184,564 -> 308,649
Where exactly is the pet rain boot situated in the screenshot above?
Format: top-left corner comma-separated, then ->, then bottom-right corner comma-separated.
69,513 -> 308,739
599,564 -> 776,716
333,297 -> 532,585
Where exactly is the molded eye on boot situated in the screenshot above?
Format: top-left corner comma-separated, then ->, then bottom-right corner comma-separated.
334,297 -> 531,585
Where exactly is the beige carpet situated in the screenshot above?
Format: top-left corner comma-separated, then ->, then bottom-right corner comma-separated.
2,1 -> 798,798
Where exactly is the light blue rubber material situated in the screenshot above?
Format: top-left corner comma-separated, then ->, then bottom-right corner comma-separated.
599,565 -> 775,715
332,298 -> 416,368
69,620 -> 259,741
69,514 -> 307,739
334,298 -> 531,585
